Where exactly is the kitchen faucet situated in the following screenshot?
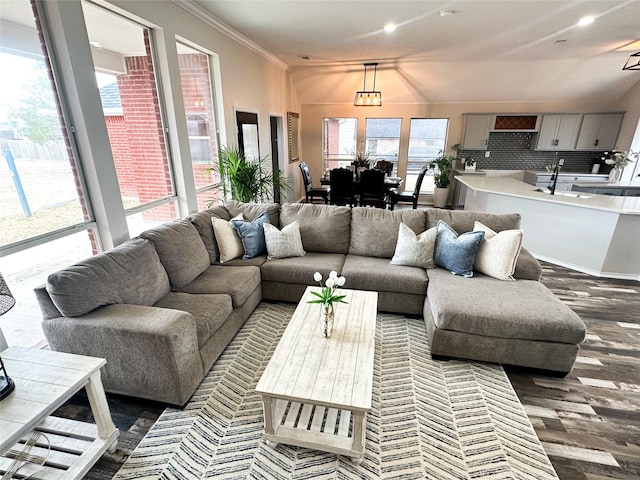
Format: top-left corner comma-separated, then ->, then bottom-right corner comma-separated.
549,158 -> 564,195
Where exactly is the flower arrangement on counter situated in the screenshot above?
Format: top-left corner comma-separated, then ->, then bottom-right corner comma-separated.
602,150 -> 638,169
308,271 -> 347,307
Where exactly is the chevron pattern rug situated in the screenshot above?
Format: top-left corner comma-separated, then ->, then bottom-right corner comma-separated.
113,303 -> 558,480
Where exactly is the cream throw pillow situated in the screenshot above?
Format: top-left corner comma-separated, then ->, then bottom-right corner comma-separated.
473,221 -> 523,281
212,213 -> 244,263
263,221 -> 306,259
390,223 -> 437,269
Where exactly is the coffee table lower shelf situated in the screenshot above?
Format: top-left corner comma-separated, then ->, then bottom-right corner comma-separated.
262,397 -> 367,464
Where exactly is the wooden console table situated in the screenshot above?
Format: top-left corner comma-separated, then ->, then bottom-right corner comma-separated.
0,347 -> 118,479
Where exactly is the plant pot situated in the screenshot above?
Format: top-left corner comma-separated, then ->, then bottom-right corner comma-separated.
465,163 -> 476,171
433,187 -> 449,208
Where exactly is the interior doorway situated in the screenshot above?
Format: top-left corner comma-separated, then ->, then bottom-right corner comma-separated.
270,115 -> 284,203
236,111 -> 259,159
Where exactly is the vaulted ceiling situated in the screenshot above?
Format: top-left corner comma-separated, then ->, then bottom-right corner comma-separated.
190,0 -> 640,104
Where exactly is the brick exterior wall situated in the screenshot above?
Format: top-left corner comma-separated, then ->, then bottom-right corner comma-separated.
104,50 -> 220,217
459,132 -> 606,173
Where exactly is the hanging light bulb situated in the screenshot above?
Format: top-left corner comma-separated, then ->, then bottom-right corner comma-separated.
354,63 -> 382,106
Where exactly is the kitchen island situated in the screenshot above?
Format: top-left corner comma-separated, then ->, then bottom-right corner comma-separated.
456,176 -> 640,280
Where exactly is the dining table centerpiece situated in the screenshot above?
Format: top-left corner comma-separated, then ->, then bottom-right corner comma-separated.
308,271 -> 347,338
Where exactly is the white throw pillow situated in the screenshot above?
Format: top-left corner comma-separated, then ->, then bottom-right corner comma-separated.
473,221 -> 523,281
212,213 -> 245,263
263,221 -> 306,259
390,223 -> 437,269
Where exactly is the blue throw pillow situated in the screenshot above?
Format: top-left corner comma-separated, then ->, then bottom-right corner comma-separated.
231,211 -> 270,259
434,220 -> 485,278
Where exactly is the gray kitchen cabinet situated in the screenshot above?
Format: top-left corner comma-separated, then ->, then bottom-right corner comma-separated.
575,113 -> 623,150
534,114 -> 581,150
462,115 -> 492,150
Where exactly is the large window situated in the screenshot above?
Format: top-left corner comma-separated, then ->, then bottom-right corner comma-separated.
176,41 -> 220,210
407,118 -> 449,192
0,15 -> 93,252
323,117 -> 357,170
83,1 -> 178,234
0,0 -> 97,346
365,118 -> 401,173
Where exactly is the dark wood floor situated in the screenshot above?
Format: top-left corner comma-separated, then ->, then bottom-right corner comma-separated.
53,262 -> 639,480
505,263 -> 640,480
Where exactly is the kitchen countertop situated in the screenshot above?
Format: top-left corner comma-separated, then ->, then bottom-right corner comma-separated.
455,176 -> 640,215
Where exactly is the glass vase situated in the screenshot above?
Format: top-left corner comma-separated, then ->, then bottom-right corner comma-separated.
320,303 -> 334,338
608,167 -> 622,183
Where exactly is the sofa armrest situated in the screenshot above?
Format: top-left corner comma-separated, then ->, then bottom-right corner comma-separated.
513,247 -> 543,281
41,304 -> 204,405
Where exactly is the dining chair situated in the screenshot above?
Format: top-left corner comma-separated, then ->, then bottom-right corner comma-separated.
359,168 -> 387,208
299,161 -> 330,204
389,164 -> 429,210
374,160 -> 393,177
329,168 -> 356,206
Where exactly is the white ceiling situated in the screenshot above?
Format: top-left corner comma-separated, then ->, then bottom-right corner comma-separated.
2,0 -> 639,104
191,0 -> 640,104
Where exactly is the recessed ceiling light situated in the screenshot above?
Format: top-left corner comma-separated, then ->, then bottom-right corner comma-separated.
440,10 -> 456,17
90,41 -> 103,48
577,16 -> 595,26
384,24 -> 396,33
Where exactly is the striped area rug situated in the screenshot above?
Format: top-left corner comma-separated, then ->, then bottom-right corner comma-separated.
113,302 -> 558,479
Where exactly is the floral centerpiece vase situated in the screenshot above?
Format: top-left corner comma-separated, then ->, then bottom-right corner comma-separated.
308,271 -> 347,338
603,150 -> 639,184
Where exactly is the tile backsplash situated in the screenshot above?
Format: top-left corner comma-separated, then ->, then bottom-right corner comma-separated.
459,132 -> 609,173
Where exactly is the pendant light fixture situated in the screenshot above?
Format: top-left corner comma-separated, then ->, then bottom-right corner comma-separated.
354,63 -> 382,106
622,51 -> 640,70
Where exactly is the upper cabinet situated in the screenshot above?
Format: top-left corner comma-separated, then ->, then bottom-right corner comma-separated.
463,114 -> 540,150
534,115 -> 582,151
575,114 -> 624,151
462,115 -> 492,150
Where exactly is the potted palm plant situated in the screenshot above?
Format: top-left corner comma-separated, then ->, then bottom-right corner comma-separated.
203,145 -> 291,205
429,148 -> 455,208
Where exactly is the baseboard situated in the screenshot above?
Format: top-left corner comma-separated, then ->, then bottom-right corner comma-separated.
534,254 -> 640,282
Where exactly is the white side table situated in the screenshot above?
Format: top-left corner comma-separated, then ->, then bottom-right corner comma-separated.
0,347 -> 118,479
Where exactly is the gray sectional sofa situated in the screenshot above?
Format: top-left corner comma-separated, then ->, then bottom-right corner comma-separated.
36,201 -> 586,405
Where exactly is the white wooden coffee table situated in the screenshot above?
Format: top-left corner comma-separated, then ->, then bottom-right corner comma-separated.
0,347 -> 118,479
255,286 -> 377,463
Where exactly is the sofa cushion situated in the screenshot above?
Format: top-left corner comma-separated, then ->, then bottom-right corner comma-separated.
224,200 -> 280,226
426,209 -> 521,233
513,248 -> 543,281
349,207 -> 426,258
140,219 -> 210,289
154,292 -> 233,348
261,252 -> 346,284
390,223 -> 437,269
342,255 -> 428,295
473,222 -> 523,281
189,205 -> 231,264
279,203 -> 351,254
177,265 -> 261,308
263,221 -> 306,259
212,213 -> 245,263
46,238 -> 170,317
434,221 -> 485,278
426,268 -> 586,344
231,211 -> 270,259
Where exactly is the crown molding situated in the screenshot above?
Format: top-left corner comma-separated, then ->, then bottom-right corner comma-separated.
172,0 -> 290,71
